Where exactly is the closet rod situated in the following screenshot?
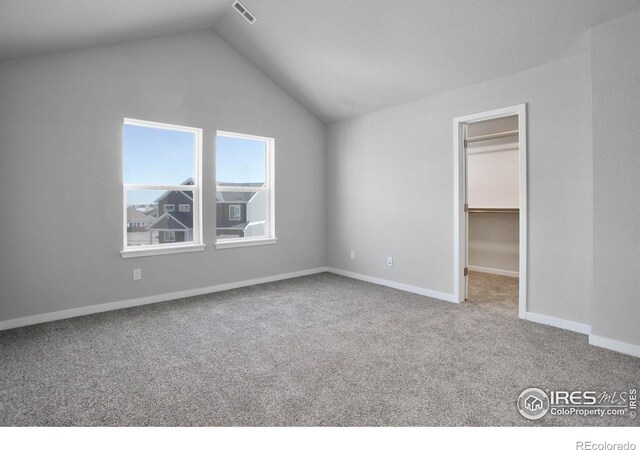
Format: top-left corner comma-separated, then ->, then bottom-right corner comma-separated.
465,130 -> 518,144
468,208 -> 519,214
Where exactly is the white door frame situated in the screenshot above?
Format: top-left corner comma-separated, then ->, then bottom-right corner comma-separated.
452,103 -> 527,318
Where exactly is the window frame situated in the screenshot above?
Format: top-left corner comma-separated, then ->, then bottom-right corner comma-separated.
178,204 -> 190,213
164,204 -> 175,212
215,130 -> 276,249
228,204 -> 241,221
121,118 -> 205,258
164,230 -> 176,242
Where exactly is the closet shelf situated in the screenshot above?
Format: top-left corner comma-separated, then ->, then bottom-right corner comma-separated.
465,130 -> 518,144
467,208 -> 519,214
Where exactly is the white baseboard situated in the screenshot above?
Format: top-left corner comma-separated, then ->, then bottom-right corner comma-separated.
589,334 -> 640,358
0,267 -> 328,331
326,267 -> 456,303
7,266 -> 636,359
468,265 -> 519,278
524,312 -> 591,335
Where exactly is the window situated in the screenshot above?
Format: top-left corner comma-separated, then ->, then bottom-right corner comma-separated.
215,131 -> 276,248
178,204 -> 190,212
229,204 -> 241,221
122,118 -> 204,258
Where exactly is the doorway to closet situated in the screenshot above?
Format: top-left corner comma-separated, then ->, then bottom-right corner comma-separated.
453,104 -> 527,318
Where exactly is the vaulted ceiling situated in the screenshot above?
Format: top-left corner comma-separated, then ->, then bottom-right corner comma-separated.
2,0 -> 639,123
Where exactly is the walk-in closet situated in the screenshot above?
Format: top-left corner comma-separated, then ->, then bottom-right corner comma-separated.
465,115 -> 520,311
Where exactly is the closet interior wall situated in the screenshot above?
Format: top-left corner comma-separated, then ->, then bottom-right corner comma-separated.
467,116 -> 520,276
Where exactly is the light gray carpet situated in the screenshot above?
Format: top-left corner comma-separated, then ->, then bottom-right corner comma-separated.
1,272 -> 638,426
467,270 -> 519,310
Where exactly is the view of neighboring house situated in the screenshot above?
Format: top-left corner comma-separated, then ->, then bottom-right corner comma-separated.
127,178 -> 266,245
216,182 -> 266,239
127,178 -> 267,245
146,178 -> 194,244
126,207 -> 156,231
139,204 -> 157,216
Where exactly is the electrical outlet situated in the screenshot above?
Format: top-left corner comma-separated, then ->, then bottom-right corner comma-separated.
133,268 -> 142,281
386,257 -> 393,267
350,250 -> 356,260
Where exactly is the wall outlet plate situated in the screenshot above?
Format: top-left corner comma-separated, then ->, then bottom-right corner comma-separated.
386,257 -> 393,266
133,268 -> 142,280
350,250 -> 356,260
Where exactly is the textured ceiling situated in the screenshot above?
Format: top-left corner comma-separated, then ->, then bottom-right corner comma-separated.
2,1 -> 640,123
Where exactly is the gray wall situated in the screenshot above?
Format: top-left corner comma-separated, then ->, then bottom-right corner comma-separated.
327,54 -> 593,325
0,31 -> 326,321
591,12 -> 640,346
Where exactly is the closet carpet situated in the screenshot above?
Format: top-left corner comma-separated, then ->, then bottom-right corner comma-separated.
1,272 -> 638,426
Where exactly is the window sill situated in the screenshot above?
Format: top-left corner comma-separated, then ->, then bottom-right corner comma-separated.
121,243 -> 206,259
214,237 -> 278,250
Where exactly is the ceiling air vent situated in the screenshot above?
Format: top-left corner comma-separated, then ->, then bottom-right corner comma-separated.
232,1 -> 257,24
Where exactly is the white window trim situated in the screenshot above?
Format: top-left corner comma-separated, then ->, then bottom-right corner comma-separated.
178,204 -> 190,212
164,204 -> 175,212
215,130 -> 276,249
121,243 -> 206,258
121,118 -> 204,259
215,237 -> 278,250
164,230 -> 176,242
229,204 -> 241,221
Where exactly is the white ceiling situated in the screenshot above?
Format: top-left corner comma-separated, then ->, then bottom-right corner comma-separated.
0,0 -> 230,60
215,0 -> 640,122
2,1 -> 640,123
